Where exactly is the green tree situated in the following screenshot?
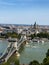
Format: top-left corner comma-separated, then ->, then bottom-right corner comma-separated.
44,60 -> 49,65
14,60 -> 20,65
43,58 -> 47,64
29,34 -> 34,39
46,49 -> 49,57
29,60 -> 40,65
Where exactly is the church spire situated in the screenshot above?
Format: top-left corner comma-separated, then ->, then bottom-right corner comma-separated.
34,21 -> 36,29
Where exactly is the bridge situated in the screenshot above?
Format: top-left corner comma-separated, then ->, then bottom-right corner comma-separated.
0,35 -> 27,63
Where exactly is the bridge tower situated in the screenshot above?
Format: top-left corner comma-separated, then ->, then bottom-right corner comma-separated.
13,41 -> 18,51
22,35 -> 27,44
23,35 -> 27,40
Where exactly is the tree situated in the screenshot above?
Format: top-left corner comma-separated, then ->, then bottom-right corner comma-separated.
46,49 -> 49,57
14,60 -> 20,65
29,60 -> 40,65
43,58 -> 47,64
44,60 -> 49,65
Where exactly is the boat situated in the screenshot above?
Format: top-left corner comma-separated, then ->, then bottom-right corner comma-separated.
32,40 -> 39,43
26,45 -> 30,47
31,46 -> 37,48
40,40 -> 44,43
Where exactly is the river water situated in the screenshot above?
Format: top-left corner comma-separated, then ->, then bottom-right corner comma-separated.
0,40 -> 49,64
19,42 -> 49,64
0,40 -> 9,55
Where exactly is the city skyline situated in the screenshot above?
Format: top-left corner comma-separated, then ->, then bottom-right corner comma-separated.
0,0 -> 49,25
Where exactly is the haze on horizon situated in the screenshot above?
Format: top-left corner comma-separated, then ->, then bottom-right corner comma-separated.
0,0 -> 49,25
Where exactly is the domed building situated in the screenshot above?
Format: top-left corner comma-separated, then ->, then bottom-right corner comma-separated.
30,22 -> 39,34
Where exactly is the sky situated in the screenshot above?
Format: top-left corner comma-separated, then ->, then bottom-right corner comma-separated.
0,0 -> 49,25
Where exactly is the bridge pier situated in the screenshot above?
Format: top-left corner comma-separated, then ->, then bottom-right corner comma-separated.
16,52 -> 20,57
14,41 -> 18,50
26,41 -> 29,45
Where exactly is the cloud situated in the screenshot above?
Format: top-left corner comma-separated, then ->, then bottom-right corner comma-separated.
0,0 -> 33,7
0,0 -> 49,9
0,0 -> 49,6
0,2 -> 16,5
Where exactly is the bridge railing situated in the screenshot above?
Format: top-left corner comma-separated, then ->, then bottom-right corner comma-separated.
17,38 -> 26,50
5,47 -> 16,62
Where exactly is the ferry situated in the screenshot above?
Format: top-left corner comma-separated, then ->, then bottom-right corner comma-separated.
32,39 -> 40,43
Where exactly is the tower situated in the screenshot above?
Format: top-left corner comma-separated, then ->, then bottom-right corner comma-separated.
34,22 -> 37,29
14,41 -> 18,51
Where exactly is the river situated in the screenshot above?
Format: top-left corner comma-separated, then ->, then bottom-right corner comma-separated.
0,40 -> 49,64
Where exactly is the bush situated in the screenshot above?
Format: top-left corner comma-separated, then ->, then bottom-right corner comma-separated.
29,60 -> 40,65
14,60 -> 20,65
43,58 -> 47,63
46,49 -> 49,57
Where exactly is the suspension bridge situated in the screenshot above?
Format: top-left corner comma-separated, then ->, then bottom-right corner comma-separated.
0,35 -> 27,63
